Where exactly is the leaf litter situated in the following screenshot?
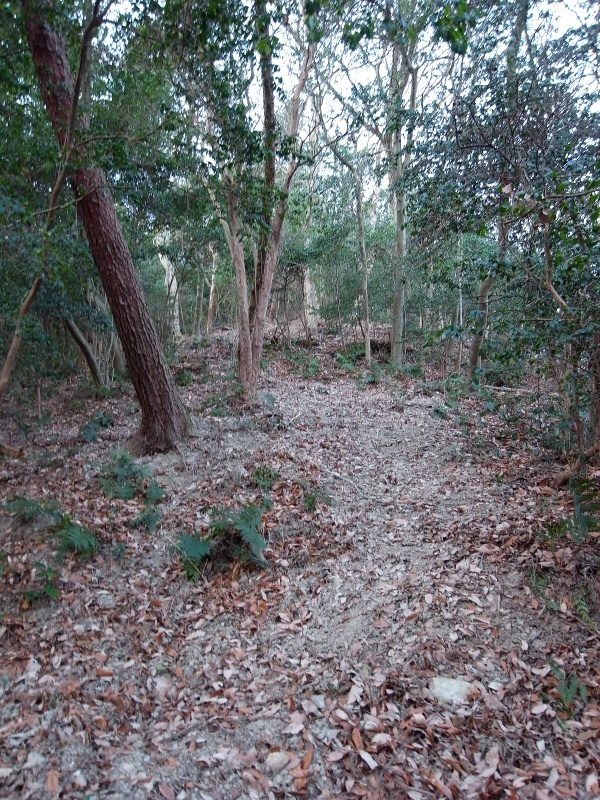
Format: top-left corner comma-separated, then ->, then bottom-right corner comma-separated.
0,336 -> 598,799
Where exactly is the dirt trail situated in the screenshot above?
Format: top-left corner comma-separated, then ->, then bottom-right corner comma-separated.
0,349 -> 598,799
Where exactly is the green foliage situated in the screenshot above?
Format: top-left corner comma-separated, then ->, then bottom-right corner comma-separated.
302,356 -> 320,378
23,562 -> 60,604
100,450 -> 164,505
200,386 -> 244,417
176,534 -> 212,581
0,553 -> 7,581
129,507 -> 162,533
4,495 -> 61,524
527,567 -> 547,597
4,495 -> 99,562
53,515 -> 98,560
288,350 -> 320,378
303,486 -> 332,513
573,585 -> 596,631
549,663 -> 588,713
175,503 -> 266,579
545,479 -> 600,546
399,363 -> 422,379
79,410 -> 114,443
251,465 -> 280,491
210,504 -> 266,565
175,369 -> 194,387
100,450 -> 147,500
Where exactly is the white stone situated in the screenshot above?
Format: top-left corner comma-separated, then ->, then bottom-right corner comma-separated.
430,677 -> 473,704
265,751 -> 290,773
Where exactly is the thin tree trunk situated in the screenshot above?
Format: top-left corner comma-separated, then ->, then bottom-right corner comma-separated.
0,274 -> 43,396
24,1 -> 188,451
192,256 -> 205,343
64,317 -> 104,390
303,268 -> 319,343
206,245 -> 217,334
390,58 -> 417,366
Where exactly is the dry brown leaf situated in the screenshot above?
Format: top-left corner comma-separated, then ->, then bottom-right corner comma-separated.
301,744 -> 313,771
46,770 -> 59,793
351,726 -> 364,751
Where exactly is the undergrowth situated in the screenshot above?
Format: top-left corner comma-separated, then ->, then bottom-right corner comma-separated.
176,503 -> 266,580
101,450 -> 165,532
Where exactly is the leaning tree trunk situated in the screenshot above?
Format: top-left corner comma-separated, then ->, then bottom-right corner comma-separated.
23,1 -> 188,451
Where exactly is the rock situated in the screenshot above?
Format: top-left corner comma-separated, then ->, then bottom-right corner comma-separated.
265,751 -> 290,774
430,677 -> 473,704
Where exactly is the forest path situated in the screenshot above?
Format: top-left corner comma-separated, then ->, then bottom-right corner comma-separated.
0,345 -> 598,799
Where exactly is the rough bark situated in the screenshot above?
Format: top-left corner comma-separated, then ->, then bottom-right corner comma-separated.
23,1 -> 188,451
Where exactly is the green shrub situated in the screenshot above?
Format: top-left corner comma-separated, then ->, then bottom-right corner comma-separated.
53,515 -> 98,560
78,410 -> 114,443
251,465 -> 280,491
176,503 -> 266,580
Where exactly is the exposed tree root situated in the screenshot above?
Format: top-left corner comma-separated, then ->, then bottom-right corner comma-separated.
553,441 -> 600,488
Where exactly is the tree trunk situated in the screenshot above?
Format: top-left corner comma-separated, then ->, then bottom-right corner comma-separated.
24,1 -> 188,451
206,245 -> 217,334
303,267 -> 319,343
192,256 -> 205,343
391,190 -> 407,365
158,253 -> 182,339
64,317 -> 104,390
390,57 -> 417,367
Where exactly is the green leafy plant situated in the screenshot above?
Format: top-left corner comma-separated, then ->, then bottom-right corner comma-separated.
398,363 -> 422,379
335,352 -> 356,371
303,486 -> 332,513
53,515 -> 98,560
563,478 -> 600,544
100,450 -> 148,500
78,410 -> 114,443
549,662 -> 588,713
175,503 -> 266,579
175,369 -> 194,386
100,450 -> 164,504
527,567 -> 548,597
129,507 -> 162,533
23,562 -> 61,603
4,495 -> 61,524
177,533 -> 212,581
251,465 -> 280,491
573,585 -> 596,631
210,504 -> 266,565
543,478 -> 600,547
301,356 -> 320,378
0,553 -> 7,581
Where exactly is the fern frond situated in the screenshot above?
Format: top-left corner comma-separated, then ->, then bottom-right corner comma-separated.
130,507 -> 162,532
177,534 -> 212,580
144,481 -> 165,504
5,495 -> 61,524
210,504 -> 266,566
54,517 -> 98,559
573,585 -> 597,631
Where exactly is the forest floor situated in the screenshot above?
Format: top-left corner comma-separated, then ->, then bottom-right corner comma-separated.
0,334 -> 599,800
